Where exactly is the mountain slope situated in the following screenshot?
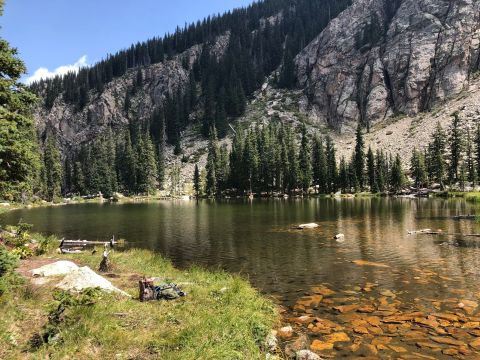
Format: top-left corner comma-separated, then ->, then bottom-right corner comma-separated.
296,0 -> 480,132
29,0 -> 480,195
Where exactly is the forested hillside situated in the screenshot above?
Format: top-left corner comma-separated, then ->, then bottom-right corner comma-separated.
29,0 -> 352,198
4,0 -> 480,201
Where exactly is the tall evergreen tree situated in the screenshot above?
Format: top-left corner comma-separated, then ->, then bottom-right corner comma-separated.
390,154 -> 405,193
72,161 -> 85,195
466,129 -> 476,186
205,127 -> 219,197
43,137 -> 63,201
366,146 -> 378,193
156,108 -> 167,189
136,132 -> 158,194
459,161 -> 467,192
475,123 -> 480,181
428,122 -> 447,188
285,127 -> 299,193
325,136 -> 338,193
312,135 -> 327,193
376,150 -> 386,192
338,156 -> 349,193
0,8 -> 40,200
354,124 -> 365,191
193,164 -> 200,197
448,112 -> 463,183
410,148 -> 427,188
298,124 -> 312,193
120,130 -> 137,193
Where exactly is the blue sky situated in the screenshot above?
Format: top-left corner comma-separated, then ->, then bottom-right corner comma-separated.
2,0 -> 255,83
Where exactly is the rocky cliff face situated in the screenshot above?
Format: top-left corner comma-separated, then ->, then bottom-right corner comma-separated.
34,33 -> 230,152
296,0 -> 480,132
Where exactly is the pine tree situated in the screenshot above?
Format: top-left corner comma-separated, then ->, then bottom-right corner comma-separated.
120,130 -> 137,193
169,161 -> 181,197
193,164 -> 200,197
339,156 -> 349,193
43,137 -> 63,201
216,145 -> 230,195
428,122 -> 447,188
325,136 -> 338,193
466,129 -> 476,186
0,11 -> 41,201
390,154 -> 405,193
366,146 -> 378,193
215,87 -> 228,138
312,135 -> 327,194
375,150 -> 386,193
448,112 -> 463,183
229,125 -> 244,192
459,161 -> 467,192
285,127 -> 299,193
136,132 -> 158,195
72,161 -> 85,195
475,123 -> 480,182
298,124 -> 312,193
410,148 -> 427,188
202,78 -> 216,137
243,129 -> 260,194
354,124 -> 365,191
156,109 -> 167,189
205,127 -> 219,197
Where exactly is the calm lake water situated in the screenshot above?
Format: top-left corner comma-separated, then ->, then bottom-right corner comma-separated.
2,198 -> 480,306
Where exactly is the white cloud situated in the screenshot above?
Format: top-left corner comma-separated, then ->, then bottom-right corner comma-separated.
25,55 -> 89,84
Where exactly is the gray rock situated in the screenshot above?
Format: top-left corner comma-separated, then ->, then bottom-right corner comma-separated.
296,350 -> 322,360
296,0 -> 480,132
265,330 -> 278,352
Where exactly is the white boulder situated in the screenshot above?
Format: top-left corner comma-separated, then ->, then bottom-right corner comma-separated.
56,266 -> 130,297
32,261 -> 79,277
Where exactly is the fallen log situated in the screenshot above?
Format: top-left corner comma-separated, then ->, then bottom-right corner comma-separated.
452,215 -> 477,220
407,229 -> 432,235
409,230 -> 480,238
58,238 -> 124,247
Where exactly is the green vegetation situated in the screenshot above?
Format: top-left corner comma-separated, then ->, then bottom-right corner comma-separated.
0,229 -> 277,359
0,0 -> 41,202
442,191 -> 480,203
204,121 -> 408,197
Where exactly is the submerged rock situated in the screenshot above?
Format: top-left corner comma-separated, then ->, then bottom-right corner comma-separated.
297,223 -> 319,230
333,234 -> 345,242
277,325 -> 294,339
352,260 -> 390,268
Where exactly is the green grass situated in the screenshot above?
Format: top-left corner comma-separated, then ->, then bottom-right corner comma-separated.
0,249 -> 277,360
443,191 -> 480,202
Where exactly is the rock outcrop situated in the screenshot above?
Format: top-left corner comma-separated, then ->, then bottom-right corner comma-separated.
34,33 -> 230,152
296,0 -> 480,132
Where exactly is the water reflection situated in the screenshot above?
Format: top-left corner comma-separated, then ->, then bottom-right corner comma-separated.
2,198 -> 480,305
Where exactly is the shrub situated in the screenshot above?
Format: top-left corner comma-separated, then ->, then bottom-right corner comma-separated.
0,245 -> 18,277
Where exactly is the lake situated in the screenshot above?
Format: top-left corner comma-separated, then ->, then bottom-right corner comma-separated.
3,198 -> 480,357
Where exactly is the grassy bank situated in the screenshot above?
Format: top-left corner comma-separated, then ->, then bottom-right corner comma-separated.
437,191 -> 480,203
0,247 -> 277,359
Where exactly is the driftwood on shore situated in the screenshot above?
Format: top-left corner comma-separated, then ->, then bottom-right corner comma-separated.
58,238 -> 123,247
